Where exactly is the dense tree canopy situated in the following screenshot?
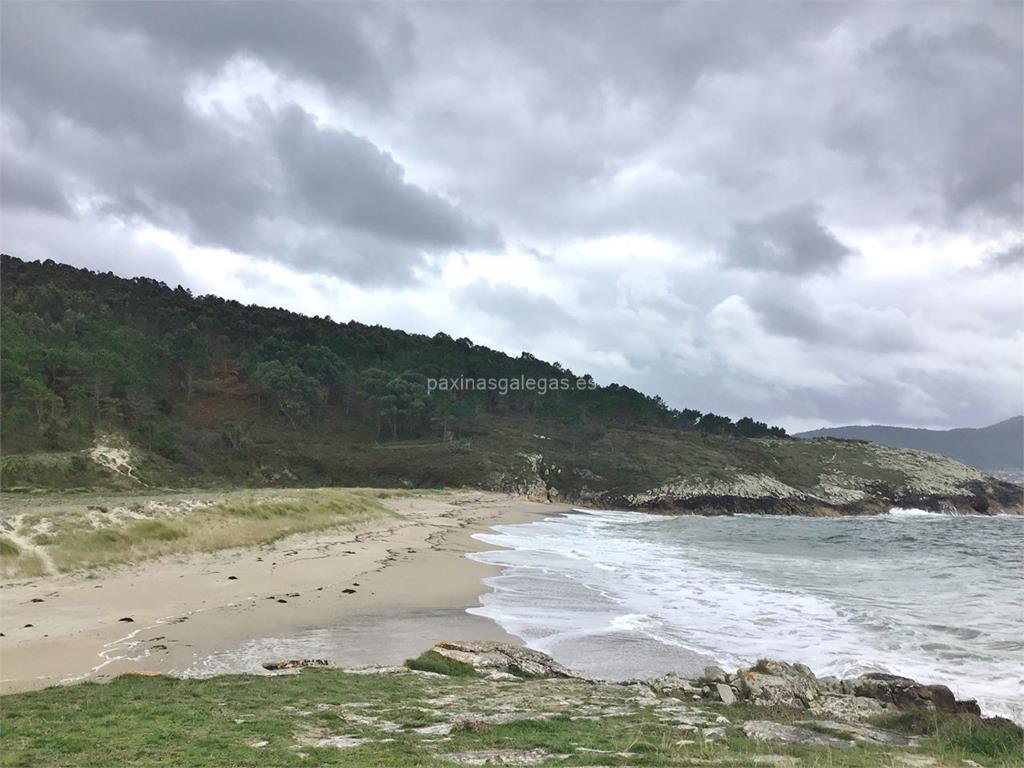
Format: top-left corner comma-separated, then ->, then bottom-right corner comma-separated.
0,255 -> 786,458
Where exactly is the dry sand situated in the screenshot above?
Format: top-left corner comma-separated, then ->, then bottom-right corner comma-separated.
0,491 -> 568,693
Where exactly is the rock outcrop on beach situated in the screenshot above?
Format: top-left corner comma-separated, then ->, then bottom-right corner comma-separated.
429,641 -> 577,679
665,660 -> 985,720
421,643 -> 996,728
9,639 -> 1023,766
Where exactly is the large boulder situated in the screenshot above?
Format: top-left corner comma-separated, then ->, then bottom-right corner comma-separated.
852,673 -> 981,716
650,673 -> 705,699
430,641 -> 577,679
735,660 -> 821,707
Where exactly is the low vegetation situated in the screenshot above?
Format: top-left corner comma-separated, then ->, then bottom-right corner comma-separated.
404,650 -> 481,678
872,710 -> 1024,764
0,488 -> 401,578
1,666 -> 1020,767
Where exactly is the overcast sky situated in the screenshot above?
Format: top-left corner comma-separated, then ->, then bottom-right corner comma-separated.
2,1 -> 1022,431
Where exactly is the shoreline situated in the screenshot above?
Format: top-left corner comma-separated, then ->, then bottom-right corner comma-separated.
0,491 -> 567,693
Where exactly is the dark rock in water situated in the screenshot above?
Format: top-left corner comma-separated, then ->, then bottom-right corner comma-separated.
430,641 -> 577,679
118,617 -> 134,623
262,659 -> 330,671
227,576 -> 238,580
341,589 -> 356,594
23,624 -> 33,628
29,598 -> 44,603
276,599 -> 288,604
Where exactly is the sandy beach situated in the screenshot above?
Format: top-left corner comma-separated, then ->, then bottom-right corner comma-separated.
0,491 -> 567,693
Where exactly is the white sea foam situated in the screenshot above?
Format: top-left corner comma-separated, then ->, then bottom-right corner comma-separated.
468,509 -> 1024,722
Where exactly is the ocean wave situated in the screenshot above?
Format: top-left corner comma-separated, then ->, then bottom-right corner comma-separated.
467,509 -> 1024,722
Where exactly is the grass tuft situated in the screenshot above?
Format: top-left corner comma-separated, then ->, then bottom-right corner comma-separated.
404,651 -> 480,677
0,537 -> 21,556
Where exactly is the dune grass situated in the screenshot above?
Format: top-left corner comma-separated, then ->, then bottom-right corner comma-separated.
0,488 -> 404,576
0,536 -> 48,579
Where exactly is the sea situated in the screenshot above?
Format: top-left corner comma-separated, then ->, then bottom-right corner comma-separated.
467,508 -> 1024,722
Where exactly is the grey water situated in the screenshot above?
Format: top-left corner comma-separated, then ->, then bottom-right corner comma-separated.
468,508 -> 1024,721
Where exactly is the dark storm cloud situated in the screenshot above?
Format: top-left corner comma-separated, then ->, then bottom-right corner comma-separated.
723,205 -> 854,274
91,1 -> 414,106
1,1 -> 1021,429
273,108 -> 498,250
828,16 -> 1023,227
0,151 -> 71,215
747,290 -> 920,354
0,2 -> 493,286
0,3 -> 190,142
987,244 -> 1024,270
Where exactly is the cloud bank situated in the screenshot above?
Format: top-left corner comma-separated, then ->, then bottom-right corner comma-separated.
2,1 -> 1021,430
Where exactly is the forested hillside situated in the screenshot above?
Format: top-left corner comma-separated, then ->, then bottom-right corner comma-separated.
1,255 -> 781,457
1,255 -> 1019,515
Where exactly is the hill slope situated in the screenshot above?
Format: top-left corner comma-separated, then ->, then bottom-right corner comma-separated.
1,255 -> 1020,515
796,417 -> 1024,473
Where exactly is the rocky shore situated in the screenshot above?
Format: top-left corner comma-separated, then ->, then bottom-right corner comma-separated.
428,641 -> 1009,735
6,638 -> 1021,766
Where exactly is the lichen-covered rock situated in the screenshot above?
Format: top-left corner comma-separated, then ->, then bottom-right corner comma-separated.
650,673 -> 703,699
852,673 -> 981,715
262,659 -> 330,671
703,665 -> 728,684
715,683 -> 737,705
803,720 -> 912,746
430,641 -> 577,679
809,693 -> 886,720
735,660 -> 820,707
742,720 -> 852,749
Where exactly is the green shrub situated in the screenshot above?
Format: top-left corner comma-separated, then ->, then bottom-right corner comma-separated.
404,650 -> 479,677
0,537 -> 21,556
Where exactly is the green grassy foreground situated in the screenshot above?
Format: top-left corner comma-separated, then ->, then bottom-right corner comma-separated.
1,667 -> 1020,767
0,488 -> 405,578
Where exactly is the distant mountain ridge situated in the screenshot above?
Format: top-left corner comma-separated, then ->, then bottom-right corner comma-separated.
795,417 -> 1024,472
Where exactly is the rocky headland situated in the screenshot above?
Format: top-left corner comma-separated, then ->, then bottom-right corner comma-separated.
503,440 -> 1024,517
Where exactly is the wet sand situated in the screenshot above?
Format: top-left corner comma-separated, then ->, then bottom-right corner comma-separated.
0,491 -> 567,692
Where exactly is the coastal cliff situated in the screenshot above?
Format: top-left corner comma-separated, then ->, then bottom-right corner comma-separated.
499,439 -> 1024,516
